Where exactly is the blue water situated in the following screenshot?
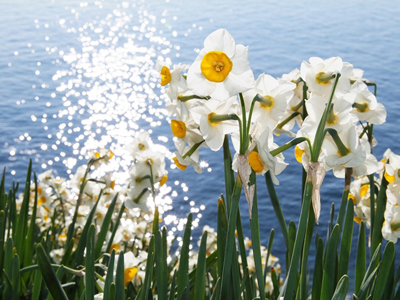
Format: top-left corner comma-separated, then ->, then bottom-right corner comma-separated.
1,0 -> 400,290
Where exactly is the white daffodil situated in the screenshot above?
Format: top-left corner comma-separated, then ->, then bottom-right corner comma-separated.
344,80 -> 387,125
324,126 -> 366,170
350,176 -> 372,227
305,93 -> 356,133
382,203 -> 400,243
173,139 -> 202,173
125,131 -> 152,158
187,29 -> 254,100
247,128 -> 287,185
190,97 -> 239,151
300,57 -> 351,96
123,251 -> 140,286
157,61 -> 189,100
244,74 -> 295,130
170,101 -> 203,144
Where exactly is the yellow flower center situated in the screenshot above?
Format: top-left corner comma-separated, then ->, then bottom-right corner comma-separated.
38,196 -> 47,206
384,171 -> 396,183
248,151 -> 264,173
138,143 -> 146,151
170,120 -> 187,138
110,180 -> 115,190
354,216 -> 362,225
354,102 -> 370,113
348,193 -> 356,204
360,184 -> 369,197
109,243 -> 120,253
160,175 -> 168,186
201,51 -> 232,82
316,72 -> 332,85
260,95 -> 274,109
294,146 -> 305,163
124,266 -> 138,286
173,157 -> 187,171
160,66 -> 171,86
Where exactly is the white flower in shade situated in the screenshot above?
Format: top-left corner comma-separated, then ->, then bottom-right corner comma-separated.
382,149 -> 400,184
157,61 -> 189,100
190,97 -> 239,151
126,131 -> 152,158
123,251 -> 140,286
305,94 -> 356,133
382,204 -> 400,242
247,128 -> 287,185
244,74 -> 295,130
344,80 -> 387,125
170,101 -> 203,145
300,57 -> 352,96
187,29 -> 254,100
173,139 -> 202,174
325,126 -> 366,170
350,176 -> 372,228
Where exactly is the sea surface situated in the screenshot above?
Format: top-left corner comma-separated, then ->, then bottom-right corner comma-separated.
1,0 -> 400,289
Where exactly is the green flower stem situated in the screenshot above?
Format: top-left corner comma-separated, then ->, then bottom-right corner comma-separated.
311,73 -> 341,162
264,171 -> 289,248
20,264 -> 84,276
336,168 -> 352,228
147,161 -> 156,202
371,174 -> 389,260
366,121 -> 376,232
134,175 -> 151,183
66,162 -> 91,246
281,180 -> 313,300
326,128 -> 350,157
270,137 -> 312,158
246,94 -> 260,139
239,93 -> 248,150
249,172 -> 265,300
208,114 -> 243,153
302,82 -> 308,119
182,140 -> 204,159
220,175 -> 242,299
134,188 -> 151,204
277,112 -> 301,129
178,95 -> 210,102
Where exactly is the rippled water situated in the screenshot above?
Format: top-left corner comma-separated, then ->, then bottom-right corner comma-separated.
1,0 -> 400,280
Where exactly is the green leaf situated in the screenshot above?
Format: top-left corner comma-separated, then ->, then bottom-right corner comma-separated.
14,159 -> 32,255
94,192 -> 119,259
338,199 -> 354,278
106,203 -> 125,253
371,176 -> 388,258
104,250 -> 116,299
85,224 -> 96,300
263,229 -> 274,286
169,270 -> 177,300
155,230 -> 168,300
281,181 -> 312,300
36,244 -> 68,300
152,206 -> 159,235
265,172 -> 289,248
210,278 -> 221,300
217,197 -> 228,279
11,254 -> 20,299
31,270 -> 42,300
320,224 -> 341,300
194,231 -> 207,300
140,236 -> 154,300
331,275 -> 349,300
223,135 -> 234,213
177,213 -> 192,300
372,241 -> 395,300
71,195 -> 100,268
287,221 -> 296,272
355,221 -> 366,294
249,173 -> 265,300
312,238 -> 324,300
115,252 -> 125,300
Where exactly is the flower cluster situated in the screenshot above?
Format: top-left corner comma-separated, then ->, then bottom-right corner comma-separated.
159,28 -> 388,222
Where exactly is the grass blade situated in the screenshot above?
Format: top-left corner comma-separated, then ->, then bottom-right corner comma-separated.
177,213 -> 192,300
36,244 -> 68,300
85,224 -> 96,300
194,231 -> 208,300
332,275 -> 349,300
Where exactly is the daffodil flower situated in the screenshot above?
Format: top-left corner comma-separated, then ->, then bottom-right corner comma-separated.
244,74 -> 295,130
156,61 -> 189,100
300,57 -> 351,96
190,97 -> 239,151
187,29 -> 254,101
344,80 -> 387,125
